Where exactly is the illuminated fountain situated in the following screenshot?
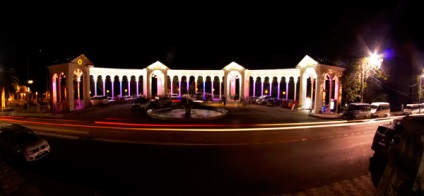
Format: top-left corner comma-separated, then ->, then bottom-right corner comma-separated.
147,96 -> 228,121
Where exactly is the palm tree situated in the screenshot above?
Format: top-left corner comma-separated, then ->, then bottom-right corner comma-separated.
0,67 -> 20,107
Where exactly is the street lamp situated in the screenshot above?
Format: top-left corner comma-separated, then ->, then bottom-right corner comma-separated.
360,52 -> 383,103
418,74 -> 424,103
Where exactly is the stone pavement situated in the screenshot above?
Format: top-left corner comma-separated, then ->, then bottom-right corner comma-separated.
1,171 -> 376,196
281,173 -> 376,196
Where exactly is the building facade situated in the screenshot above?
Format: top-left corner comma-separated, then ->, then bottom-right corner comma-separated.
48,54 -> 345,114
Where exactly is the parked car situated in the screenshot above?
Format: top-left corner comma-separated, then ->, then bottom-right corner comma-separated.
90,95 -> 109,106
370,102 -> 390,118
131,97 -> 152,114
170,93 -> 179,99
107,97 -> 116,104
246,96 -> 258,104
0,123 -> 51,162
123,95 -> 135,103
256,95 -> 272,104
403,103 -> 424,115
266,98 -> 279,107
151,96 -> 172,108
342,102 -> 371,120
0,108 -> 15,116
368,117 -> 404,187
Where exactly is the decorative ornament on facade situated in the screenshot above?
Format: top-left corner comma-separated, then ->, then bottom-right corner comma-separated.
147,61 -> 168,70
78,59 -> 83,65
224,62 -> 245,71
74,69 -> 83,78
297,55 -> 318,68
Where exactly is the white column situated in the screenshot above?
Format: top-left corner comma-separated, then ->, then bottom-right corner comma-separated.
102,79 -> 106,96
178,78 -> 181,97
294,80 -> 298,101
253,79 -> 256,97
203,81 -> 205,94
187,80 -> 189,94
170,78 -> 173,95
310,79 -> 315,109
329,78 -> 333,101
143,75 -> 147,97
286,82 -> 289,100
112,78 -> 115,99
119,77 -> 123,97
77,79 -> 81,99
136,78 -> 139,96
277,82 -> 280,99
261,80 -> 264,96
219,80 -> 222,99
211,80 -> 213,94
128,77 -> 131,96
94,81 -> 97,96
269,81 -> 272,96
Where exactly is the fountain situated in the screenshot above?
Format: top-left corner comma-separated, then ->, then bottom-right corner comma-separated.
147,96 -> 228,121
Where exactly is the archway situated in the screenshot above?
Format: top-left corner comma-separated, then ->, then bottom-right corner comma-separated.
150,70 -> 165,97
227,71 -> 242,100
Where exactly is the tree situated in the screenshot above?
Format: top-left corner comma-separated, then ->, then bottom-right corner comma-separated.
342,59 -> 362,103
0,67 -> 20,108
342,57 -> 388,104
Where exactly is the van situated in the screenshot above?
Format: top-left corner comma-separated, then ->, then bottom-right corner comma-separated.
370,102 -> 390,118
342,102 -> 371,120
403,103 -> 424,115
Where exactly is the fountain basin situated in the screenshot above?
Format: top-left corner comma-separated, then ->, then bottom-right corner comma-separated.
147,107 -> 228,121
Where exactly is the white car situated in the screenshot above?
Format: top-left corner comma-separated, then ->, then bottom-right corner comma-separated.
0,123 -> 51,162
90,96 -> 109,106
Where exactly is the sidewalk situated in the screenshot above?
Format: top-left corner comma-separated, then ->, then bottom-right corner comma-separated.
282,173 -> 376,195
6,172 -> 376,195
309,111 -> 342,119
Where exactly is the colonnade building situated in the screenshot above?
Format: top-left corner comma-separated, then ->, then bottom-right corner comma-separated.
48,54 -> 345,114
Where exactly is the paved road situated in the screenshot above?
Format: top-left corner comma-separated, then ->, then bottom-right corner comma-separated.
0,104 -> 374,195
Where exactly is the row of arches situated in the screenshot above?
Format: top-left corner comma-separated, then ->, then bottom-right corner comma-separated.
87,74 -> 304,101
47,54 -> 344,114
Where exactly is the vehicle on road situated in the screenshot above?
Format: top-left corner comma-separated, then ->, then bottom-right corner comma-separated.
0,108 -> 15,116
368,117 -> 403,187
131,97 -> 152,114
151,96 -> 172,108
0,123 -> 51,162
370,102 -> 390,118
170,93 -> 179,99
342,102 -> 371,120
403,103 -> 424,115
90,95 -> 109,106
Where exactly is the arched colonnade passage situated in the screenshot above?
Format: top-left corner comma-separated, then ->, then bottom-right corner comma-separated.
48,54 -> 344,114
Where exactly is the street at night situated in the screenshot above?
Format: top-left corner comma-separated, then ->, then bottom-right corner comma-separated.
0,103 -> 390,195
1,2 -> 423,195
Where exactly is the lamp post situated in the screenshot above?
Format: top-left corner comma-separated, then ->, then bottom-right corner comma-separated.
360,53 -> 383,103
419,75 -> 424,103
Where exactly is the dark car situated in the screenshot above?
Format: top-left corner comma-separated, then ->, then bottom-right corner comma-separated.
266,98 -> 281,107
150,96 -> 172,108
0,123 -> 51,162
131,97 -> 152,114
368,117 -> 403,187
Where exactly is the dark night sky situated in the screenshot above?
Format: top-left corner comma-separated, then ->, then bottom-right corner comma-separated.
0,0 -> 422,91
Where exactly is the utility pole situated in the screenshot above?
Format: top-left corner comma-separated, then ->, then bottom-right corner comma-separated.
360,61 -> 366,103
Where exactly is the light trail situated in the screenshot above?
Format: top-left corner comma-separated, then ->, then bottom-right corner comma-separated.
0,117 -> 392,132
